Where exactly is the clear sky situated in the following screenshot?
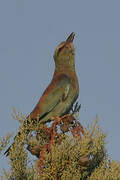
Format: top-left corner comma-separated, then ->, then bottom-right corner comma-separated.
0,0 -> 120,172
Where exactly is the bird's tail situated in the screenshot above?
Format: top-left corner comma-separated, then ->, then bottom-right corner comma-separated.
4,145 -> 11,156
4,117 -> 36,156
4,133 -> 28,156
4,126 -> 30,156
4,132 -> 22,156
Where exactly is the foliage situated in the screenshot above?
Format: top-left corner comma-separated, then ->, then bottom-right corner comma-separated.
0,133 -> 13,155
0,110 -> 120,180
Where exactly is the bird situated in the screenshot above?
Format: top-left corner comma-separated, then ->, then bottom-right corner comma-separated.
4,32 -> 79,156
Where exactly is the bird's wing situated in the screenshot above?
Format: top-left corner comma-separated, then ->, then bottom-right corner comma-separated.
29,74 -> 71,120
4,75 -> 71,156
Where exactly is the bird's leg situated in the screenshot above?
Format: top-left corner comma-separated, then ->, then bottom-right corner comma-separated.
68,103 -> 85,137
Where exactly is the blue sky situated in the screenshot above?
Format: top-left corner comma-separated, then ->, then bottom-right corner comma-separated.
0,0 -> 120,171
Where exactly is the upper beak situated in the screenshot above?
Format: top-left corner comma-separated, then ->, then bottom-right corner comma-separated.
66,32 -> 75,43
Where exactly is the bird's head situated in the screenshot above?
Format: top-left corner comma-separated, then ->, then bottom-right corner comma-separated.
54,32 -> 75,71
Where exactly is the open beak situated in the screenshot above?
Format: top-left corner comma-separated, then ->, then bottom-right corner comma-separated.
66,32 -> 75,43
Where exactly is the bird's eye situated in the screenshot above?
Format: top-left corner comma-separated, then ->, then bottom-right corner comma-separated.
57,43 -> 65,54
58,46 -> 65,54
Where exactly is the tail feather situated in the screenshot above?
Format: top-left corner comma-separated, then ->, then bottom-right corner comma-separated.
4,146 -> 11,156
4,123 -> 30,156
4,117 -> 42,156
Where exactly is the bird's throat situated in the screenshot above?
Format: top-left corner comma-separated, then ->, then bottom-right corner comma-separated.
55,55 -> 75,72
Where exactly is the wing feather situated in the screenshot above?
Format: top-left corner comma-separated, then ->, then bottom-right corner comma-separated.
29,74 -> 71,120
